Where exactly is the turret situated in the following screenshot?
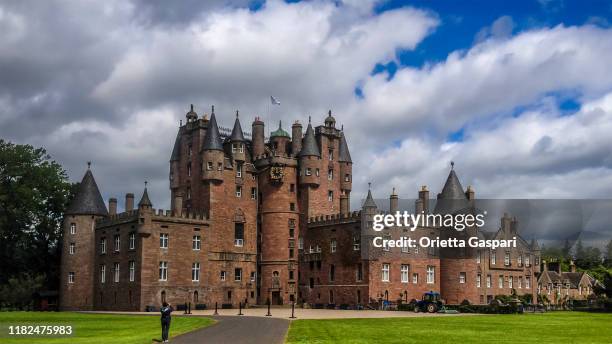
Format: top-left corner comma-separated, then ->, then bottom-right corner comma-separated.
338,128 -> 352,191
324,110 -> 336,128
270,121 -> 290,156
60,163 -> 108,311
230,110 -> 246,161
291,121 -> 302,156
137,182 -> 153,234
185,104 -> 198,123
298,118 -> 320,186
252,117 -> 265,158
202,107 -> 224,181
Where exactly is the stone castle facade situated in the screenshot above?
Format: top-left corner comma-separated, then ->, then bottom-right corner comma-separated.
60,105 -> 552,311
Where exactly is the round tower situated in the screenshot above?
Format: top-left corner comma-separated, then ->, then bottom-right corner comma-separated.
270,121 -> 291,156
60,163 -> 108,311
229,110 -> 246,162
252,117 -> 265,158
201,107 -> 224,182
298,119 -> 321,186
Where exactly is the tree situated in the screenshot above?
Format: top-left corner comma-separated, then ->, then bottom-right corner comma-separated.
605,240 -> 612,268
562,239 -> 572,259
0,140 -> 72,304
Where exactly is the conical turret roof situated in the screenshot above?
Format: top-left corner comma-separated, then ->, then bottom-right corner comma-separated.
362,185 -> 377,208
298,122 -> 320,157
338,130 -> 352,163
170,127 -> 183,161
230,111 -> 246,142
438,165 -> 466,200
202,110 -> 224,151
138,184 -> 152,207
66,166 -> 108,216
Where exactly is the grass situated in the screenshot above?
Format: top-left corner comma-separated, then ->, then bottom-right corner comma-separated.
0,312 -> 214,344
286,312 -> 612,344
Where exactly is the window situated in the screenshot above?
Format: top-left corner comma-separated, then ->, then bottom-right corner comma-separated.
328,169 -> 333,180
236,163 -> 242,177
509,276 -> 513,289
70,223 -> 76,235
234,223 -> 244,247
69,243 -> 75,255
192,263 -> 200,282
525,276 -> 531,289
412,273 -> 418,284
100,265 -> 106,284
498,275 -> 504,288
236,186 -> 242,197
239,144 -> 244,153
504,252 -> 510,266
251,187 -> 257,199
232,143 -> 237,153
100,238 -> 106,254
344,174 -> 350,182
290,184 -> 295,192
220,271 -> 226,281
486,275 -> 491,288
250,271 -> 256,282
207,161 -> 213,170
289,227 -> 295,238
159,261 -> 168,281
353,235 -> 360,251
298,238 -> 303,250
290,203 -> 295,211
217,162 -> 223,171
114,234 -> 120,252
477,274 -> 481,288
305,168 -> 312,176
187,188 -> 191,199
315,168 -> 320,176
330,239 -> 337,253
160,233 -> 169,248
401,265 -> 409,283
193,235 -> 201,250
129,261 -> 135,282
382,263 -> 390,282
328,190 -> 333,201
235,268 -> 242,282
356,263 -> 363,281
491,250 -> 496,265
459,272 -> 466,284
129,232 -> 136,249
289,270 -> 294,280
525,256 -> 531,267
518,276 -> 523,289
68,272 -> 75,284
427,266 -> 435,284
187,163 -> 192,177
518,254 -> 523,266
476,250 -> 481,264
329,264 -> 335,282
328,149 -> 333,160
113,263 -> 120,283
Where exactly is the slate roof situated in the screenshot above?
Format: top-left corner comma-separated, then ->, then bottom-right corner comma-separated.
298,123 -> 320,157
362,189 -> 378,208
202,112 -> 224,151
138,187 -> 152,207
338,131 -> 352,163
438,169 -> 467,200
230,112 -> 246,142
66,168 -> 108,216
170,127 -> 183,161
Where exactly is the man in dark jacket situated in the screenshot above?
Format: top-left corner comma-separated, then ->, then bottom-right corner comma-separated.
161,302 -> 172,342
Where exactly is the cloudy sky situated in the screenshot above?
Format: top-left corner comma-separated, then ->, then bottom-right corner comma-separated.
2,0 -> 612,212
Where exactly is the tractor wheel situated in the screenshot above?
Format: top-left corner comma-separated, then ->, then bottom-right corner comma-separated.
413,305 -> 419,313
427,303 -> 437,313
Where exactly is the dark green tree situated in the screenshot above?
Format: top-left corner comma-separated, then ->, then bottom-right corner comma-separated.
561,239 -> 572,259
0,140 -> 72,307
605,239 -> 612,268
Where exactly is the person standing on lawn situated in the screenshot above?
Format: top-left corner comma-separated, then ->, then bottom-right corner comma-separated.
160,302 -> 173,342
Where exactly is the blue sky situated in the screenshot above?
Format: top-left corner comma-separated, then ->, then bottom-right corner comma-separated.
2,0 -> 612,210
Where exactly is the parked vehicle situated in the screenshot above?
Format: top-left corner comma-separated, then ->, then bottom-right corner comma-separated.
413,292 -> 444,313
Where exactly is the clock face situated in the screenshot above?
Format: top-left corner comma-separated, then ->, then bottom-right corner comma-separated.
270,166 -> 284,180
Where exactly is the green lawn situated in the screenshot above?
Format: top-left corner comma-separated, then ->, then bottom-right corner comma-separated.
287,312 -> 612,344
0,312 -> 214,344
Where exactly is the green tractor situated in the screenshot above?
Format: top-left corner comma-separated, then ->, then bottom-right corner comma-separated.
413,291 -> 444,313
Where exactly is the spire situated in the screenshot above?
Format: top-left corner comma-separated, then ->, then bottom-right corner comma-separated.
138,181 -> 152,207
438,162 -> 466,200
338,130 -> 352,163
66,164 -> 108,216
230,110 -> 246,142
270,120 -> 290,138
170,127 -> 183,161
202,110 -> 223,151
298,122 -> 320,157
186,104 -> 198,121
363,182 -> 377,208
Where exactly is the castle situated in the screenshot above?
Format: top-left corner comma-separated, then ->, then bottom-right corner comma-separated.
60,105 -> 567,311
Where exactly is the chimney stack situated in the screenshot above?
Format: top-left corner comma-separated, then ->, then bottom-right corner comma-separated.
173,194 -> 183,217
125,193 -> 134,212
418,186 -> 429,214
252,117 -> 265,158
570,260 -> 576,273
465,185 -> 475,200
291,121 -> 303,156
389,187 -> 399,213
542,260 -> 548,272
108,198 -> 117,215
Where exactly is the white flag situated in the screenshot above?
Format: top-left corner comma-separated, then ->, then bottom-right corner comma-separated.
271,96 -> 281,105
